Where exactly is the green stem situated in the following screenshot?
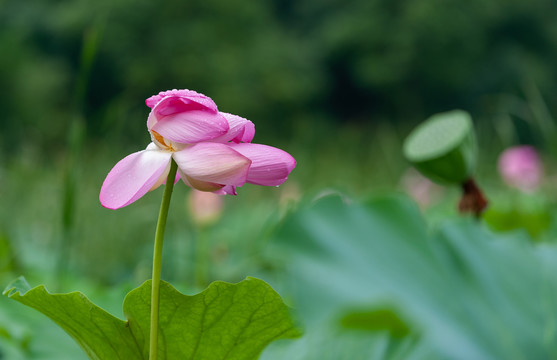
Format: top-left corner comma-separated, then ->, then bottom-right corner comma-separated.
150,158 -> 178,360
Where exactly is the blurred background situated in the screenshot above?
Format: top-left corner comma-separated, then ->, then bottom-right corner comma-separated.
2,0 -> 557,358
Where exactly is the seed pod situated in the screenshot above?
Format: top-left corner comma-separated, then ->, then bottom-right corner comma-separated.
403,110 -> 477,185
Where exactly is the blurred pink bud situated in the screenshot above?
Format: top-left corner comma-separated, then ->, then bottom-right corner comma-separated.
188,190 -> 224,228
401,168 -> 444,209
498,146 -> 543,192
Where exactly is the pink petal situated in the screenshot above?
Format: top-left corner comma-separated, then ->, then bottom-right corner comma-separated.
211,112 -> 255,143
145,89 -> 217,110
213,185 -> 237,195
172,143 -> 251,189
179,174 -> 225,192
228,143 -> 296,186
100,147 -> 172,209
148,96 -> 228,143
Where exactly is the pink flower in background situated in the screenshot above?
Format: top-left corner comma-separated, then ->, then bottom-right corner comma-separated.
498,145 -> 543,193
400,168 -> 444,209
188,190 -> 224,228
100,89 -> 296,209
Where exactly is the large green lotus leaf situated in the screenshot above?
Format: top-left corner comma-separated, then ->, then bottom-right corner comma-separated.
339,307 -> 411,338
4,277 -> 300,360
3,277 -> 140,360
261,194 -> 557,360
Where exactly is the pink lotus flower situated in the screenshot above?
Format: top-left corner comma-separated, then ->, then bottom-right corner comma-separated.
498,145 -> 543,193
100,89 -> 296,209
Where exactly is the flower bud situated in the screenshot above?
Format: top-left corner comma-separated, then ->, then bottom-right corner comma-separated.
188,190 -> 224,228
498,146 -> 543,193
400,168 -> 444,209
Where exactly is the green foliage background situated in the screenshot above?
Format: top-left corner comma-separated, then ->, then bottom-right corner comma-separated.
1,0 -> 557,152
